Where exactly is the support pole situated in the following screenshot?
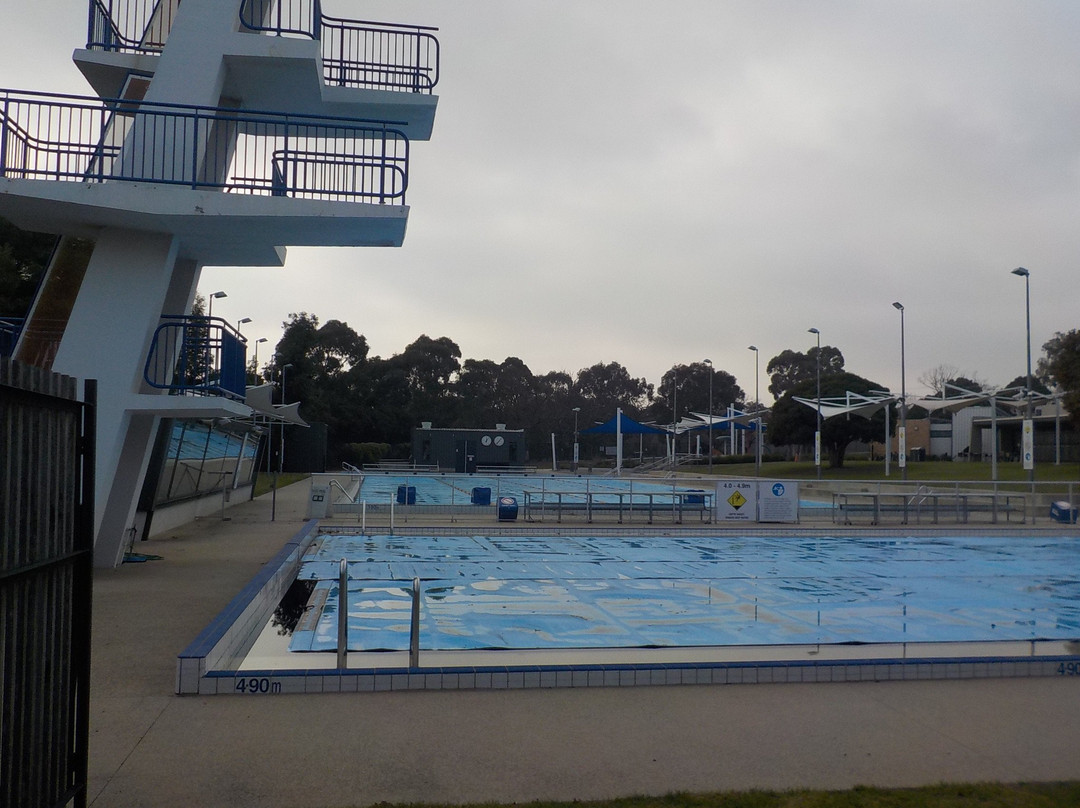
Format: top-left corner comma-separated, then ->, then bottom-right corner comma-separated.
337,559 -> 348,669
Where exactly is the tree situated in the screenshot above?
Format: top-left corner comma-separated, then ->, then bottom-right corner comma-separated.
767,346 -> 844,399
917,364 -> 988,396
575,361 -> 653,419
649,362 -> 744,426
1040,330 -> 1080,427
0,217 -> 55,316
270,312 -> 370,459
768,371 -> 890,468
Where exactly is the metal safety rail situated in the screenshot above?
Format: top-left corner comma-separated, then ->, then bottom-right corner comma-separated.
522,490 -> 714,525
0,317 -> 22,358
0,89 -> 410,203
144,315 -> 248,399
87,0 -> 181,53
239,0 -> 440,93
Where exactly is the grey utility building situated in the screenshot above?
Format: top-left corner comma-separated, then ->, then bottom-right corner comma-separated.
412,423 -> 528,472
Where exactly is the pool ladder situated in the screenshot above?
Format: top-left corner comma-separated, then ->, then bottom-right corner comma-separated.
337,558 -> 421,670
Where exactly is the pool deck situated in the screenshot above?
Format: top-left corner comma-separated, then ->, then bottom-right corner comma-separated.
90,480 -> 1080,807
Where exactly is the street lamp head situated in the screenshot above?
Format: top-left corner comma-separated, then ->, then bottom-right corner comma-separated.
892,301 -> 903,311
703,358 -> 712,366
210,290 -> 227,299
572,407 -> 580,413
1011,267 -> 1030,277
238,317 -> 252,325
748,345 -> 757,352
807,327 -> 819,335
256,337 -> 268,345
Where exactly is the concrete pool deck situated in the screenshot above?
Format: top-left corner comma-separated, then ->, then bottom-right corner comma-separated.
89,480 -> 1080,807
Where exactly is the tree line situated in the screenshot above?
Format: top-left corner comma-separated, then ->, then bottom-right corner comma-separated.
2,218 -> 1077,469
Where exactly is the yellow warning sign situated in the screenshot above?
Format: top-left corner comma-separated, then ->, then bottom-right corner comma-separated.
727,490 -> 747,509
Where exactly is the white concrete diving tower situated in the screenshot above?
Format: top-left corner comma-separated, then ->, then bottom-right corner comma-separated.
0,0 -> 440,566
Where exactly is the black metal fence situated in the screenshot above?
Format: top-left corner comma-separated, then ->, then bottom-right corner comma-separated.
0,359 -> 95,808
0,89 -> 410,203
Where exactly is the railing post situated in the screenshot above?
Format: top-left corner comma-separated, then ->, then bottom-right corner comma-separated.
409,577 -> 421,668
337,558 -> 348,669
0,95 -> 8,178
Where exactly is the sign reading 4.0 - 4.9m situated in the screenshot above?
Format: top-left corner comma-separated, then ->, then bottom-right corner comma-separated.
716,480 -> 755,521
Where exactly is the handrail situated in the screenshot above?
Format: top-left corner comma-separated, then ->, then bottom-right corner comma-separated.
239,1 -> 440,93
0,318 -> 23,359
0,89 -> 409,203
144,315 -> 248,400
86,0 -> 179,54
84,1 -> 440,94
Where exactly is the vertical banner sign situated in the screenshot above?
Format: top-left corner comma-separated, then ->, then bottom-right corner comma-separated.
716,480 -> 755,521
898,425 -> 907,468
758,481 -> 799,523
1022,419 -> 1034,470
814,431 -> 821,468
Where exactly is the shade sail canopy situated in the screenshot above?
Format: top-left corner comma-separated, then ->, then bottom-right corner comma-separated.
582,413 -> 669,435
793,393 -> 894,420
244,384 -> 310,426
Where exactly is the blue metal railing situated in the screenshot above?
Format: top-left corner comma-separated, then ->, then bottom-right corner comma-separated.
145,315 -> 248,400
87,0 -> 179,54
0,318 -> 23,358
0,89 -> 409,203
85,1 -> 440,94
240,1 -> 440,93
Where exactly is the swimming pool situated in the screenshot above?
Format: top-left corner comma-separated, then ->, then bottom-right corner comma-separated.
291,532 -> 1080,652
175,524 -> 1080,695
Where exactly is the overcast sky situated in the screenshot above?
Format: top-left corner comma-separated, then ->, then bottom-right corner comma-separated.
3,1 -> 1078,403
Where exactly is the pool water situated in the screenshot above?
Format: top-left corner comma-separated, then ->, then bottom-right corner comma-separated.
287,533 -> 1080,653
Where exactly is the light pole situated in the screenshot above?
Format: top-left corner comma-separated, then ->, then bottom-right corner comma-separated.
1012,267 -> 1034,482
808,327 -> 822,479
703,359 -> 713,472
253,337 -> 267,371
892,302 -> 907,480
671,371 -> 678,468
748,345 -> 760,474
237,316 -> 252,334
747,345 -> 759,405
280,363 -> 294,473
572,406 -> 581,472
207,290 -> 226,318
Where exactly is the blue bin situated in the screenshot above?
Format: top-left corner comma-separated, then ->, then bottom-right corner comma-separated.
685,489 -> 705,505
396,485 -> 416,505
471,486 -> 492,506
497,496 -> 518,521
1049,501 -> 1078,524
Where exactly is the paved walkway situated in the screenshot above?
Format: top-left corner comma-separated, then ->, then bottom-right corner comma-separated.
88,480 -> 1080,808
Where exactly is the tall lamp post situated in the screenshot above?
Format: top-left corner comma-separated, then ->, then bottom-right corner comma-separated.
253,337 -> 268,377
892,302 -> 907,480
808,327 -> 822,479
1012,267 -> 1034,482
237,316 -> 252,334
747,345 -> 759,406
703,359 -> 713,472
748,345 -> 759,472
572,406 -> 581,472
207,290 -> 227,318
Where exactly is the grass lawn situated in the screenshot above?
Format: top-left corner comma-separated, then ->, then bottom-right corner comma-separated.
351,783 -> 1080,808
252,471 -> 309,498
